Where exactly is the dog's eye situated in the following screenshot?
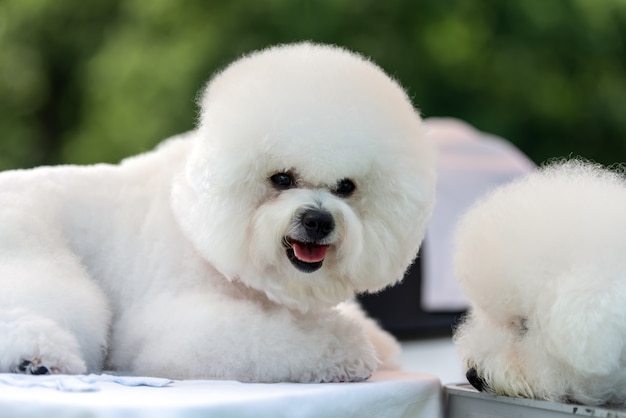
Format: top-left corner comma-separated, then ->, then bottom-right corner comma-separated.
270,172 -> 295,190
333,179 -> 356,197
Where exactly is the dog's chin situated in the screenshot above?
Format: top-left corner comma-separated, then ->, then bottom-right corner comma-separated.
284,238 -> 330,273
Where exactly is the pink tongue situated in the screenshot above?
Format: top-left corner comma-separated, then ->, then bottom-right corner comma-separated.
292,242 -> 329,263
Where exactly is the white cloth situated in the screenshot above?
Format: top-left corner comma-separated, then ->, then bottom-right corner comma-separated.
0,373 -> 172,392
422,118 -> 535,311
0,371 -> 441,418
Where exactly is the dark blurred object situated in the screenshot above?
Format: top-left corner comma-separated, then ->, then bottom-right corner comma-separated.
358,254 -> 464,340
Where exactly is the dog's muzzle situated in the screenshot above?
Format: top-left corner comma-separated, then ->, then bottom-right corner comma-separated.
284,209 -> 335,273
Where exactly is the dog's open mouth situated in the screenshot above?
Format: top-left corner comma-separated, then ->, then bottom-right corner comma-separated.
285,238 -> 329,273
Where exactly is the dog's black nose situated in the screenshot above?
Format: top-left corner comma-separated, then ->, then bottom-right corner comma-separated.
301,210 -> 334,240
466,367 -> 486,392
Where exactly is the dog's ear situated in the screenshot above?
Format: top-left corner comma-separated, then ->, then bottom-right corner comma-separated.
543,272 -> 626,375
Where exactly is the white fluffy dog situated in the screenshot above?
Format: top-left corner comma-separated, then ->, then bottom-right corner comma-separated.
0,43 -> 436,382
453,160 -> 626,405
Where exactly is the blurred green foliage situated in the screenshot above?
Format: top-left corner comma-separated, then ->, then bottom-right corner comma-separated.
1,0 -> 625,170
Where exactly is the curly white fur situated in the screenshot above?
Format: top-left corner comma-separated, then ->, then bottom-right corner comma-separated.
0,42 -> 435,382
453,160 -> 626,405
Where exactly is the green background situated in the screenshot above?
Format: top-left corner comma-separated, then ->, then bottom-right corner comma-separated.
1,0 -> 625,170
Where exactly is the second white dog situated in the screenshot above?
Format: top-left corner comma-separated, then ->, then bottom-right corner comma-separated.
0,42 -> 436,382
454,160 -> 626,405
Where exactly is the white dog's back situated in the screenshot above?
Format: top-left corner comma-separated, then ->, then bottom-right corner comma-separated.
456,160 -> 626,314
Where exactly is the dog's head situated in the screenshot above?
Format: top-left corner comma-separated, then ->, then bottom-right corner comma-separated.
454,305 -> 625,406
453,161 -> 626,405
172,42 -> 435,311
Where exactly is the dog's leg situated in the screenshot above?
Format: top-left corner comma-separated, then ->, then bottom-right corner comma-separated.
108,292 -> 380,382
337,300 -> 401,370
0,257 -> 111,374
0,308 -> 89,374
0,212 -> 111,374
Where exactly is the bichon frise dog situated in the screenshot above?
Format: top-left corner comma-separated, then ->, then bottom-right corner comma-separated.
453,160 -> 626,405
0,42 -> 436,382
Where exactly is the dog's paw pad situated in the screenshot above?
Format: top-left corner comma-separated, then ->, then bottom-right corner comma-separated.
14,358 -> 56,375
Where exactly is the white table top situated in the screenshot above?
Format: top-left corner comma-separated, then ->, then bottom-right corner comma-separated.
0,369 -> 443,418
0,338 -> 464,417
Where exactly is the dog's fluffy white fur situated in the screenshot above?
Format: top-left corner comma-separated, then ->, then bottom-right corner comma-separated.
0,43 -> 436,382
453,160 -> 626,405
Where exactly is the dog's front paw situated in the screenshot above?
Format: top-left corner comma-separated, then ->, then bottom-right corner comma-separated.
0,309 -> 87,375
12,355 -> 86,375
286,312 -> 383,383
304,336 -> 380,383
318,354 -> 379,383
14,359 -> 54,375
